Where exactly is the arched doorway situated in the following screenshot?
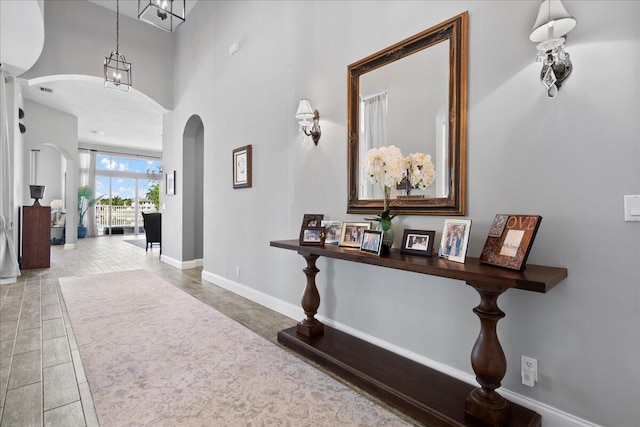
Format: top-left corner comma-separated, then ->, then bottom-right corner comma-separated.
182,115 -> 204,263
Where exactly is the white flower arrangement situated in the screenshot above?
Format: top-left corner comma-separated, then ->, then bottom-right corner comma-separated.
364,145 -> 406,194
406,152 -> 436,190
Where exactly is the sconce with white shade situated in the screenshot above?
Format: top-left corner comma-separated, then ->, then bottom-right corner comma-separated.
138,0 -> 186,33
530,0 -> 577,98
296,99 -> 321,147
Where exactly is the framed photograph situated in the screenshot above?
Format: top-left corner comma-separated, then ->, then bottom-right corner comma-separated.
339,222 -> 371,248
438,219 -> 472,263
401,229 -> 436,257
480,214 -> 542,271
321,220 -> 343,245
299,227 -> 326,246
166,171 -> 176,195
360,230 -> 383,255
302,214 -> 324,228
232,145 -> 252,189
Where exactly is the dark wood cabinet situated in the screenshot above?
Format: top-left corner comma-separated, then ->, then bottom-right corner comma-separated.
21,205 -> 51,269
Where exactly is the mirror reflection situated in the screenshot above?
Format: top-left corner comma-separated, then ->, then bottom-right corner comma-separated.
358,40 -> 449,200
347,12 -> 468,216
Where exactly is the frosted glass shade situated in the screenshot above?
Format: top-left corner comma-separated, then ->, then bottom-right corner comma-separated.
530,0 -> 576,42
296,99 -> 315,120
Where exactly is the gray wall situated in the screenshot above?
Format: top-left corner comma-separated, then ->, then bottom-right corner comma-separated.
165,1 -> 639,425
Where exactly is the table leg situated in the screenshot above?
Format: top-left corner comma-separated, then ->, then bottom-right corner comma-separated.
297,253 -> 324,336
465,282 -> 511,427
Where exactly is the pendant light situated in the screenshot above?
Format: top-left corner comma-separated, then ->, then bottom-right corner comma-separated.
104,0 -> 132,91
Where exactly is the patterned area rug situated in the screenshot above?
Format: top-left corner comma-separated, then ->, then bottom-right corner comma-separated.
59,270 -> 411,426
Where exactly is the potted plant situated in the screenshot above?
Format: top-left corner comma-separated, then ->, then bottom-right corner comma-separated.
77,185 -> 103,238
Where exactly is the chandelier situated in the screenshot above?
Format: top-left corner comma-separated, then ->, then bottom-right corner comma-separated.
104,0 -> 132,91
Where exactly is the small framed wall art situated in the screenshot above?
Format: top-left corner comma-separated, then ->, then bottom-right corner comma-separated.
479,214 -> 542,271
401,229 -> 436,257
360,230 -> 383,255
299,227 -> 326,246
232,145 -> 252,189
438,219 -> 472,263
339,222 -> 371,248
166,171 -> 176,195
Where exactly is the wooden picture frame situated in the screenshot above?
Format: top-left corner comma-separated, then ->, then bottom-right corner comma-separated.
232,145 -> 252,189
438,219 -> 472,263
299,227 -> 326,246
480,214 -> 542,271
339,222 -> 371,248
401,229 -> 436,257
302,214 -> 324,228
321,220 -> 343,245
360,230 -> 383,255
166,171 -> 176,195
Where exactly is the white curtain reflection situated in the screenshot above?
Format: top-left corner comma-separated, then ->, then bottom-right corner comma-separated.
79,149 -> 99,237
360,92 -> 388,199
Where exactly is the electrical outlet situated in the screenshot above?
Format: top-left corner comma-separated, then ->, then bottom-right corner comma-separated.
235,266 -> 240,277
521,355 -> 538,387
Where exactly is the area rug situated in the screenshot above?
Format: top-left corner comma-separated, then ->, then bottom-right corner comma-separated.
123,239 -> 148,250
59,270 -> 411,427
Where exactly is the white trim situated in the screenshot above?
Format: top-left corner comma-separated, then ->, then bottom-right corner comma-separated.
200,270 -> 602,427
64,243 -> 77,250
0,277 -> 18,284
161,255 -> 202,270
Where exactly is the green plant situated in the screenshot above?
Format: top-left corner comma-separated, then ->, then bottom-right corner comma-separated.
146,181 -> 160,210
77,185 -> 104,227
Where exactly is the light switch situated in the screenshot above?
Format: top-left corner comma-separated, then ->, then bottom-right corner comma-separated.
624,195 -> 640,222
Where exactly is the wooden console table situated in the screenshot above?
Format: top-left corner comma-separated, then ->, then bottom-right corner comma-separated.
270,240 -> 567,427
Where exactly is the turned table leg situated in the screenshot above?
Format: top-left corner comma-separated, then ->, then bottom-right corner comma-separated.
297,253 -> 324,336
465,282 -> 511,427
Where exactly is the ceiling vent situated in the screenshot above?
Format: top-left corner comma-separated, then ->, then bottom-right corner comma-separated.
39,86 -> 53,93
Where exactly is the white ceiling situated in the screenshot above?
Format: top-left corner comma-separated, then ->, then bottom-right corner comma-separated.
20,0 -> 199,155
22,76 -> 165,152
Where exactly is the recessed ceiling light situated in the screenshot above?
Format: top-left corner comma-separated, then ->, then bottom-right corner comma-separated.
91,130 -> 104,136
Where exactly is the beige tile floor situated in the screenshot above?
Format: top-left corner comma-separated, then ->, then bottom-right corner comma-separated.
0,235 -> 416,426
0,235 -> 297,427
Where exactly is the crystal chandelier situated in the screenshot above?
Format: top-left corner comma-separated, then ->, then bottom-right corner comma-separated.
104,0 -> 132,91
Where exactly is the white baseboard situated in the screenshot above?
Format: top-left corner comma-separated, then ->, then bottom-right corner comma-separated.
0,277 -> 18,285
161,255 -> 203,270
200,269 -> 601,427
64,243 -> 77,250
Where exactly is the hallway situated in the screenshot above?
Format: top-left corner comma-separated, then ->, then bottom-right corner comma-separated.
0,236 -> 296,426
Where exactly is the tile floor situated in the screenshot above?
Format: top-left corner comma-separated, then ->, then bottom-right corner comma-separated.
0,235 -> 415,426
0,236 -> 298,427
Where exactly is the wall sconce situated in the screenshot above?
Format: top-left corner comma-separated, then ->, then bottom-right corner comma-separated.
530,0 -> 577,98
295,99 -> 321,147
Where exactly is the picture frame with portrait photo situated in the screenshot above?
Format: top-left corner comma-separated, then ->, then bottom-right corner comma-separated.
321,220 -> 343,245
401,229 -> 436,257
480,214 -> 542,271
299,227 -> 326,246
339,222 -> 371,248
438,219 -> 472,263
301,214 -> 324,228
232,145 -> 252,189
360,230 -> 383,255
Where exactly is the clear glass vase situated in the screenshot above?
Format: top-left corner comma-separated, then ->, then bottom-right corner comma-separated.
377,221 -> 394,253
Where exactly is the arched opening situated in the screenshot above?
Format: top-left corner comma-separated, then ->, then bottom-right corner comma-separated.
182,115 -> 204,263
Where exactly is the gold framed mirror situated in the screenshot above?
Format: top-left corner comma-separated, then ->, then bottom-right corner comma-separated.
347,12 -> 468,216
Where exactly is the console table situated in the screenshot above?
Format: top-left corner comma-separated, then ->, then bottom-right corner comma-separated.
270,240 -> 567,427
